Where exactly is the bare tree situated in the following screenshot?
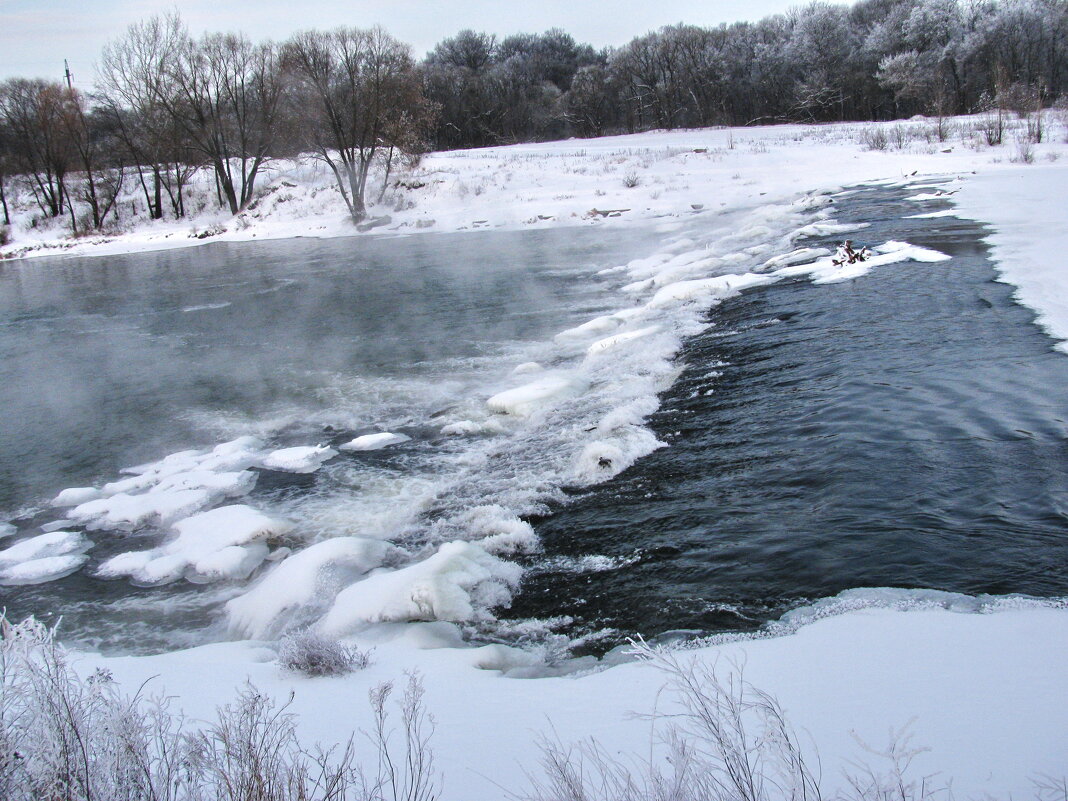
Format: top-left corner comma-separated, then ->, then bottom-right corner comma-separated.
285,27 -> 433,223
0,79 -> 76,222
165,26 -> 285,215
98,13 -> 196,220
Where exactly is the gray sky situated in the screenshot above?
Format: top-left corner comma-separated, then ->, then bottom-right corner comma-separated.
1,0 -> 839,85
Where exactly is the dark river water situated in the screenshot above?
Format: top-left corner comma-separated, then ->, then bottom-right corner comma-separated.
507,187 -> 1068,648
3,187 -> 1067,655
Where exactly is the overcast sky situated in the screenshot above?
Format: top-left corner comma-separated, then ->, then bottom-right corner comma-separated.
1,0 -> 842,85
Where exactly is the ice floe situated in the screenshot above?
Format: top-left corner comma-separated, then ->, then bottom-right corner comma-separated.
0,530 -> 93,585
261,445 -> 338,473
486,375 -> 587,417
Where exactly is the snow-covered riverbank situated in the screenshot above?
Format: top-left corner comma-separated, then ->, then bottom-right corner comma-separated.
7,114 -> 1068,798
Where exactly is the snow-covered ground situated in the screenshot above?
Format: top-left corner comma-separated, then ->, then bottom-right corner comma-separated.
6,112 -> 1068,797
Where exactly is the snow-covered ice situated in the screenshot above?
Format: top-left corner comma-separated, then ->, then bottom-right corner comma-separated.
97,504 -> 293,585
339,433 -> 411,451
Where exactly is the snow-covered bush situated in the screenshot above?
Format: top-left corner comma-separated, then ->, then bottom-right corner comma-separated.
0,615 -> 435,801
277,629 -> 372,677
860,125 -> 889,151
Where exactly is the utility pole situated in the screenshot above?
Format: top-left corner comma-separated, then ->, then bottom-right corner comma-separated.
64,60 -> 73,91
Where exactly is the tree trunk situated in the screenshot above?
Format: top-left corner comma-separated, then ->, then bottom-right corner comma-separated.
152,168 -> 164,220
0,174 -> 10,226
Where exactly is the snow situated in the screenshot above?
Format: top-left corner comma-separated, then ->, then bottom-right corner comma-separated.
339,433 -> 411,451
952,164 -> 1068,353
97,504 -> 293,585
75,594 -> 1068,801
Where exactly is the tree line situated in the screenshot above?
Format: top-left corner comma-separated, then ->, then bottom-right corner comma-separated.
1,0 -> 1066,233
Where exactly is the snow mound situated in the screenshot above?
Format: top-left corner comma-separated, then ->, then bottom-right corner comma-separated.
98,504 -> 293,585
339,433 -> 411,451
227,537 -> 393,639
261,445 -> 338,473
319,541 -> 523,634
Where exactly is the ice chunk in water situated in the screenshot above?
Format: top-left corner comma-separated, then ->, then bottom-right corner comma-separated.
70,489 -> 214,531
0,555 -> 89,585
261,445 -> 337,473
486,375 -> 586,417
0,531 -> 93,585
339,433 -> 411,451
0,522 -> 16,539
51,487 -> 104,507
97,504 -> 293,585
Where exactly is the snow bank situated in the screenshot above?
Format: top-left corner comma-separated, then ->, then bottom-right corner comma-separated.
953,164 -> 1068,353
76,594 -> 1068,801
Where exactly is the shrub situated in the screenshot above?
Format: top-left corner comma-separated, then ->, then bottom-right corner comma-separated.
277,629 -> 372,678
622,171 -> 641,188
860,126 -> 889,151
0,226 -> 9,247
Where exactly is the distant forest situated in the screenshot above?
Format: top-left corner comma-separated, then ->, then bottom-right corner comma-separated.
1,0 -> 1066,230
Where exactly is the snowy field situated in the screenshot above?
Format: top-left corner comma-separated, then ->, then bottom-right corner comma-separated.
4,112 -> 1068,797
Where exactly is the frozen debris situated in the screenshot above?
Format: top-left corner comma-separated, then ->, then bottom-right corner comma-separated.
277,629 -> 371,677
97,504 -> 293,585
339,433 -> 411,452
319,540 -> 523,634
261,445 -> 338,473
227,537 -> 393,639
762,247 -> 832,269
